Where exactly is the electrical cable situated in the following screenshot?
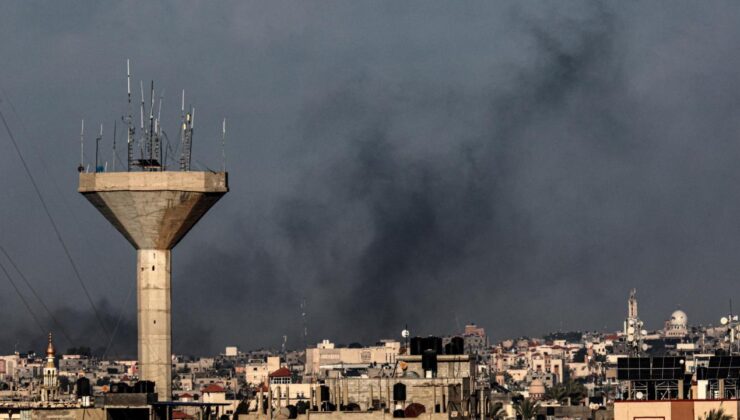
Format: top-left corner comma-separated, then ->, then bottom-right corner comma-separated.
0,107 -> 111,342
0,89 -> 122,356
0,245 -> 75,346
0,258 -> 46,336
101,281 -> 134,360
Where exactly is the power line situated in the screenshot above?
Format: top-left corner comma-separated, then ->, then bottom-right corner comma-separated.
102,282 -> 135,360
0,258 -> 46,336
0,106 -> 111,343
0,245 -> 75,346
0,88 -> 123,356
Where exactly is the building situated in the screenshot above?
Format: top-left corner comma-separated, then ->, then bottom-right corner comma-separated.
268,367 -> 292,385
305,340 -> 400,377
615,400 -> 740,420
245,356 -> 281,386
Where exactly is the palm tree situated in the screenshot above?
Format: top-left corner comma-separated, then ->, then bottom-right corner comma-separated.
701,408 -> 733,420
544,384 -> 567,404
489,402 -> 507,419
544,380 -> 586,405
564,380 -> 587,405
514,398 -> 540,420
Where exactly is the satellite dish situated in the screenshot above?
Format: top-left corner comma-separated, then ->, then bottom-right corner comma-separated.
679,359 -> 685,364
627,327 -> 635,334
722,317 -> 729,325
401,329 -> 410,338
635,391 -> 644,399
641,330 -> 648,336
629,319 -> 635,326
642,344 -> 649,351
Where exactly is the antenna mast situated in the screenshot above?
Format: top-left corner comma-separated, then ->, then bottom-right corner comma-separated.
157,91 -> 163,168
126,59 -> 134,171
221,118 -> 226,172
148,81 -> 157,170
139,80 -> 145,162
79,120 -> 85,172
95,124 -> 102,173
180,103 -> 194,171
112,119 -> 117,172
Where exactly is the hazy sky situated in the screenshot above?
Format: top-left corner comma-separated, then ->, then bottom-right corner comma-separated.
2,2 -> 740,356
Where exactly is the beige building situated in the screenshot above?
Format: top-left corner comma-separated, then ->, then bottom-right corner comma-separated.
246,356 -> 281,386
305,340 -> 400,377
615,400 -> 740,420
0,355 -> 19,381
396,354 -> 474,380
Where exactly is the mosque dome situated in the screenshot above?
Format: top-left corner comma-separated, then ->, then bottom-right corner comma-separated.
529,379 -> 546,398
670,310 -> 688,327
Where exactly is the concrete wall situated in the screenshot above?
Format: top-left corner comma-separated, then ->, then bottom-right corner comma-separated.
306,344 -> 400,376
322,377 -> 467,413
238,412 -> 450,420
614,401 -> 672,419
615,400 -> 740,420
0,408 -> 105,420
78,172 -> 228,193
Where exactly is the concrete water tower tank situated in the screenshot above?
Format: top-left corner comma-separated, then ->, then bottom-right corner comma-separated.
79,171 -> 228,400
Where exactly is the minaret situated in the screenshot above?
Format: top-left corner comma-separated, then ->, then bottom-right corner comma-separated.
628,288 -> 638,319
624,289 -> 645,356
41,333 -> 58,402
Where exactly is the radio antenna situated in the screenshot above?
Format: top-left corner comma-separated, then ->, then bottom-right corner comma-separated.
179,90 -> 186,171
159,90 -> 165,167
138,80 -> 145,163
112,119 -> 117,172
221,118 -> 226,172
79,119 -> 85,172
148,81 -> 155,168
126,59 -> 133,171
95,123 -> 102,173
139,81 -> 145,131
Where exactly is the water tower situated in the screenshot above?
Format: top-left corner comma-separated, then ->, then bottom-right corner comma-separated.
78,64 -> 228,400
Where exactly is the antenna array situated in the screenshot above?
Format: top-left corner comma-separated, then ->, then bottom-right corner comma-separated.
80,60 -> 226,173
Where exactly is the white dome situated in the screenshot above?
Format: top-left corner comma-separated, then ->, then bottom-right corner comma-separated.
670,310 -> 688,326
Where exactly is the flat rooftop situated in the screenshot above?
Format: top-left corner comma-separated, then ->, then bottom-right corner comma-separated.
79,171 -> 228,193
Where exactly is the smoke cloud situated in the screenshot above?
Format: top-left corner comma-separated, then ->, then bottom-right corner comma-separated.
1,2 -> 740,355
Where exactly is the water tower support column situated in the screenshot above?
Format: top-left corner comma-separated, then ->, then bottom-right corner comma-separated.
137,249 -> 171,399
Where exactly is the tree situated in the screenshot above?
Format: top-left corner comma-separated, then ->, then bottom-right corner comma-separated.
544,384 -> 567,404
489,402 -> 507,419
233,400 -> 249,420
572,348 -> 587,363
514,398 -> 539,420
701,408 -> 733,420
544,380 -> 587,405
